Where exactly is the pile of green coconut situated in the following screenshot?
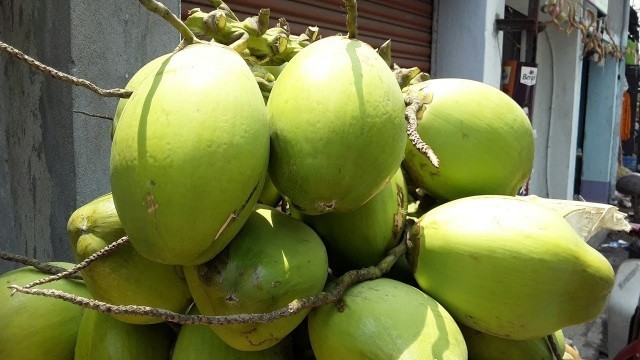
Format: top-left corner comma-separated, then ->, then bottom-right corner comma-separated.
0,1 -> 620,359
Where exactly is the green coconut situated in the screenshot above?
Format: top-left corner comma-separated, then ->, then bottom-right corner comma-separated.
294,168 -> 407,268
111,53 -> 171,139
0,263 -> 91,360
460,325 -> 566,360
74,309 -> 174,360
258,174 -> 281,207
172,306 -> 293,360
308,278 -> 468,360
67,193 -> 192,324
110,43 -> 269,265
408,195 -> 614,340
183,205 -> 328,351
266,36 -> 407,215
402,79 -> 534,201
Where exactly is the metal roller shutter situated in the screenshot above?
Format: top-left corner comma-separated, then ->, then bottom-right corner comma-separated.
181,0 -> 433,72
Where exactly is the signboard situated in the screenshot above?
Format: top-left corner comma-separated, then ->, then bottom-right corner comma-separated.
587,0 -> 608,14
501,61 -> 537,120
520,66 -> 538,86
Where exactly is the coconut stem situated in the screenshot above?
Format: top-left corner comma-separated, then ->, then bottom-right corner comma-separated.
547,334 -> 563,360
137,0 -> 204,50
0,40 -> 132,98
16,236 -> 129,292
9,237 -> 408,325
73,110 -> 114,121
344,0 -> 358,39
405,98 -> 440,168
209,0 -> 239,21
0,251 -> 82,280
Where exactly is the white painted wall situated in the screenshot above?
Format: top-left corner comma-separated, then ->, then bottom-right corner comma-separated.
530,28 -> 583,199
432,0 -> 505,87
485,0 -> 508,87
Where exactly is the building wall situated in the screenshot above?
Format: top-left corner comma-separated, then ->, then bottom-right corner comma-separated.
581,60 -> 623,202
502,0 -> 631,202
580,0 -> 630,203
0,0 -> 180,272
532,28 -> 583,200
432,0 -> 505,87
0,1 -> 70,267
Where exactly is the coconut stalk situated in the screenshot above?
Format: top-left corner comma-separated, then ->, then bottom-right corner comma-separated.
137,0 -> 205,50
15,237 -> 130,292
0,252 -> 82,280
185,8 -> 321,65
184,7 -> 285,55
404,96 -> 440,168
8,235 -> 409,325
344,0 -> 358,39
0,40 -> 132,98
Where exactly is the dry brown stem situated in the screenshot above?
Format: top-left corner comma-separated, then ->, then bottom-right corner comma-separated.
138,0 -> 204,50
73,110 -> 114,121
10,237 -> 408,325
344,0 -> 358,39
18,236 -> 130,291
0,251 -> 82,280
405,99 -> 440,168
0,40 -> 132,98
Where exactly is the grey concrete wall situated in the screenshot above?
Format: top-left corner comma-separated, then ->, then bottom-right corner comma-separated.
0,0 -> 179,273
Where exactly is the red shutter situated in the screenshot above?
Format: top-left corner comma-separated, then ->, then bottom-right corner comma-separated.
181,0 -> 433,72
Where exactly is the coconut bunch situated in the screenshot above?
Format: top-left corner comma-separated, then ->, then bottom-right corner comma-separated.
0,1 -> 623,359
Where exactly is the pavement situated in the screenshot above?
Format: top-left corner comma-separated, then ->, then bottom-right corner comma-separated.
564,315 -> 608,360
